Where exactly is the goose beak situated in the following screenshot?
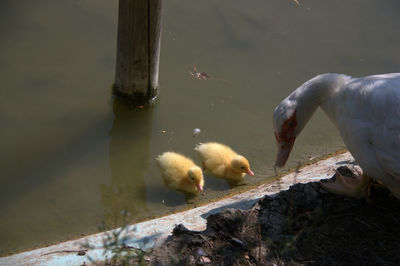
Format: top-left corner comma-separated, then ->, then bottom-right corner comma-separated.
275,137 -> 295,168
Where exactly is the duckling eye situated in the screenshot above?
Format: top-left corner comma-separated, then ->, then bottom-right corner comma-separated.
240,166 -> 245,169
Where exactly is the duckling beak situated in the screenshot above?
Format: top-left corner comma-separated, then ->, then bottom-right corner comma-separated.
247,169 -> 255,176
197,184 -> 203,192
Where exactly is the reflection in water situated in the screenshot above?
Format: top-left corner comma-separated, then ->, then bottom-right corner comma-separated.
101,99 -> 153,227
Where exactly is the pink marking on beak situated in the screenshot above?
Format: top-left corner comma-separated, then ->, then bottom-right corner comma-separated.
275,137 -> 296,168
197,184 -> 203,192
247,169 -> 255,176
274,111 -> 298,168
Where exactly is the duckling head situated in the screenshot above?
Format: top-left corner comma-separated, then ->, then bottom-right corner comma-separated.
231,155 -> 255,176
188,166 -> 204,192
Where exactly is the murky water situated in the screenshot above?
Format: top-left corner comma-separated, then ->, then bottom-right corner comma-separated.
1,0 -> 399,255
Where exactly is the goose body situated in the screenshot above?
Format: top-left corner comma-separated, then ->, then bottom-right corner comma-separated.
273,73 -> 400,199
195,142 -> 254,182
156,152 -> 204,194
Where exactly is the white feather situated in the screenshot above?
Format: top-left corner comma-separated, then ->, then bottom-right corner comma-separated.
274,73 -> 400,198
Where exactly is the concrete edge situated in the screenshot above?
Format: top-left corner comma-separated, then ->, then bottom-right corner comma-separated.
0,152 -> 354,266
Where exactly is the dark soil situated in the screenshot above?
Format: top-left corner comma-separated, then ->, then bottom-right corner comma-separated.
148,167 -> 400,265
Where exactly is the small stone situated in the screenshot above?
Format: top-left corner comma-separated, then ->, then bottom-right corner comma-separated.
77,250 -> 86,256
199,256 -> 211,263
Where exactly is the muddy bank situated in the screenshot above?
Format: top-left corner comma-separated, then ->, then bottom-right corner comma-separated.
149,168 -> 400,265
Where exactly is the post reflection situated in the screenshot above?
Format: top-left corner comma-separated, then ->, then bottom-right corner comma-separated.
100,98 -> 153,227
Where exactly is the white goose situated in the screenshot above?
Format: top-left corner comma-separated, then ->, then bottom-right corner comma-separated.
273,73 -> 400,199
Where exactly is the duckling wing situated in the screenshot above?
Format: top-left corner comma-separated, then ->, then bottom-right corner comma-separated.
212,164 -> 227,177
156,153 -> 188,182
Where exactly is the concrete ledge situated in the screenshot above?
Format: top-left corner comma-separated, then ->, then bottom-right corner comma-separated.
0,152 -> 354,266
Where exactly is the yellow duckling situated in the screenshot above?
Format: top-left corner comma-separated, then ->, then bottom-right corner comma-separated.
156,151 -> 204,194
195,142 -> 254,182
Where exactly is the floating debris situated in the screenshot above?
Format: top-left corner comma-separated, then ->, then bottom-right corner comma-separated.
189,64 -> 227,82
192,128 -> 201,137
189,64 -> 209,80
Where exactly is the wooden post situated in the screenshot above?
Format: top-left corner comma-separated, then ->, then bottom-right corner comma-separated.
113,0 -> 163,106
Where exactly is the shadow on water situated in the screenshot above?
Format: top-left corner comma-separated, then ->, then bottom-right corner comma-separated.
149,181 -> 202,207
100,98 -> 154,227
203,174 -> 231,192
204,174 -> 248,191
0,115 -> 111,209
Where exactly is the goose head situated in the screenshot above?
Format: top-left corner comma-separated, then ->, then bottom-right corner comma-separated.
273,73 -> 350,168
273,83 -> 325,168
